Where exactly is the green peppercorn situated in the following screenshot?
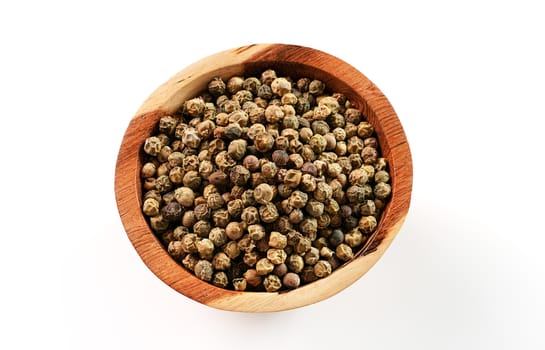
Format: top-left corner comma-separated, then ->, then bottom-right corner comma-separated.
271,77 -> 291,96
287,254 -> 304,273
241,206 -> 260,225
209,227 -> 228,247
225,222 -> 243,240
313,260 -> 332,278
268,231 -> 287,249
223,241 -> 241,259
375,170 -> 390,183
254,132 -> 275,152
263,274 -> 282,292
228,139 -> 247,160
196,238 -> 214,260
344,228 -> 363,248
143,136 -> 162,156
266,248 -> 287,265
142,198 -> 160,217
374,182 -> 391,199
359,215 -> 378,234
193,220 -> 212,238
208,77 -> 226,96
211,252 -> 231,271
167,241 -> 185,261
357,122 -> 374,138
336,243 -> 354,261
194,260 -> 213,282
182,254 -> 198,271
254,183 -> 274,204
256,258 -> 274,275
247,224 -> 266,241
212,272 -> 229,288
259,202 -> 279,223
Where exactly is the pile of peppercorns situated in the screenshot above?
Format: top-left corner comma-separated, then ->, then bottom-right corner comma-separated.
140,69 -> 391,292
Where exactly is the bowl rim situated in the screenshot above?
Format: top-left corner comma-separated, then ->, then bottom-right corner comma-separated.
115,43 -> 412,312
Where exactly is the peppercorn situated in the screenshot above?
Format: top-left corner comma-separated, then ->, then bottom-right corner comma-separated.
227,165 -> 249,186
288,209 -> 304,224
259,202 -> 279,223
320,246 -> 334,259
207,77 -> 226,96
246,224 -> 265,241
312,260 -> 331,278
207,227 -> 227,248
194,260 -> 213,282
336,243 -> 354,261
142,198 -> 160,217
254,183 -> 274,204
196,238 -> 214,260
359,215 -> 378,234
300,266 -> 318,283
143,136 -> 162,156
374,182 -> 391,200
256,258 -> 274,276
161,201 -> 182,222
344,216 -> 359,231
362,145 -> 378,165
357,122 -> 374,138
225,222 -> 243,240
277,273 -> 299,290
155,163 -> 170,178
180,171 -> 199,191
241,206 -> 260,225
172,226 -> 189,241
344,108 -> 361,124
193,220 -> 211,238
149,214 -> 169,232
141,162 -> 157,178
167,241 -> 185,261
375,170 -> 390,183
225,199 -> 242,219
182,254 -> 198,271
328,229 -> 344,247
211,209 -> 230,228
212,272 -> 229,288
266,248 -> 287,265
243,269 -> 262,287
223,241 -> 241,259
254,132 -> 274,153
225,76 -> 243,94
344,228 -> 363,248
308,79 -> 325,95
226,139 -> 247,161
270,77 -> 291,96
299,216 -> 318,238
263,274 -> 282,292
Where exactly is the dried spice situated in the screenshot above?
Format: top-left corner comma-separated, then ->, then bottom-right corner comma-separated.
140,69 -> 392,292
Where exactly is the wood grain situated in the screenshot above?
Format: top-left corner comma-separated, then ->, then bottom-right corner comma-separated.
115,43 -> 413,312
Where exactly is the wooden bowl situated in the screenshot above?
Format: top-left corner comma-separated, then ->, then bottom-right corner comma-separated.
115,43 -> 412,312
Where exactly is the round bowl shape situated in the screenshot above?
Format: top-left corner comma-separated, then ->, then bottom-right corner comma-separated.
115,43 -> 412,312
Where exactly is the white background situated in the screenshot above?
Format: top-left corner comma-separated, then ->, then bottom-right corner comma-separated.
1,1 -> 544,349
